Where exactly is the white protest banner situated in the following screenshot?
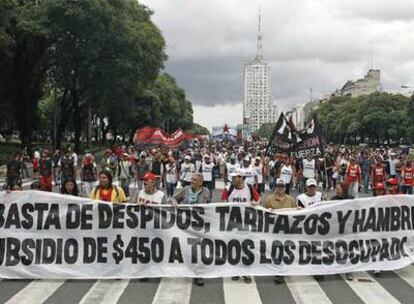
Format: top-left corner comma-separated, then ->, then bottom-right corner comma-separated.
0,191 -> 414,279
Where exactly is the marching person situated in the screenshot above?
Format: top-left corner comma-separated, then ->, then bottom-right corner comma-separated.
118,153 -> 132,198
371,156 -> 387,194
5,152 -> 24,190
224,154 -> 239,186
330,182 -> 354,280
239,156 -> 258,189
39,149 -> 53,192
345,158 -> 361,198
221,169 -> 260,284
401,160 -> 413,194
151,153 -> 164,189
179,155 -> 195,187
174,172 -> 211,287
90,171 -> 126,203
302,154 -> 317,185
100,149 -> 117,177
297,178 -> 325,280
52,149 -> 62,187
262,178 -> 296,284
59,149 -> 76,185
132,171 -> 166,205
81,153 -> 97,197
165,157 -> 179,199
200,154 -> 215,191
386,177 -> 401,195
278,156 -> 295,194
253,156 -> 264,193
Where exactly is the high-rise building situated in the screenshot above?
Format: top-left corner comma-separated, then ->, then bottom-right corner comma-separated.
243,10 -> 278,133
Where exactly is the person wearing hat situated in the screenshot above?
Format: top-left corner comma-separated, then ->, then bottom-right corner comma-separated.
373,182 -> 386,196
240,156 -> 258,189
296,178 -> 324,208
118,153 -> 132,198
90,171 -> 126,203
132,171 -> 166,205
39,149 -> 53,192
262,178 -> 296,284
200,154 -> 215,191
81,153 -> 97,197
221,168 -> 260,284
179,155 -> 195,187
387,177 -> 401,195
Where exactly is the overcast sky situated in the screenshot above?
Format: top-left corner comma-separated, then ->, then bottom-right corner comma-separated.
140,0 -> 414,130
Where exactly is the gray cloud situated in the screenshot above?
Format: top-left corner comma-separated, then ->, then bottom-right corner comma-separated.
141,0 -> 414,121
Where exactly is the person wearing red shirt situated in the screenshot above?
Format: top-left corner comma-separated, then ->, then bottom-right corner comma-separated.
345,158 -> 361,198
401,160 -> 413,194
371,157 -> 387,194
387,177 -> 401,195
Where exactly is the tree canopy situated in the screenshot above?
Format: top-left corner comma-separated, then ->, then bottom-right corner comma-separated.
0,0 -> 205,152
315,92 -> 412,144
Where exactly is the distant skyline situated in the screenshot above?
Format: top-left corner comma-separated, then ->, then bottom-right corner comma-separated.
140,0 -> 414,130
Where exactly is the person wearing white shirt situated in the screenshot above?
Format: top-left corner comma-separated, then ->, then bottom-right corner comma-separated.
180,155 -> 195,187
200,154 -> 215,191
279,157 -> 294,194
165,157 -> 178,198
224,155 -> 240,185
240,156 -> 258,188
253,157 -> 264,193
133,172 -> 166,205
302,154 -> 316,182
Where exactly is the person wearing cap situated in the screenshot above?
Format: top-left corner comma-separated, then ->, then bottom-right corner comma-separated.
262,178 -> 296,284
221,168 -> 260,284
253,157 -> 264,193
387,177 -> 401,195
296,178 -> 324,208
240,156 -> 258,189
200,154 -> 215,191
118,153 -> 132,198
224,154 -> 240,185
132,171 -> 166,205
39,149 -> 53,192
90,171 -> 126,203
81,153 -> 97,197
179,155 -> 195,187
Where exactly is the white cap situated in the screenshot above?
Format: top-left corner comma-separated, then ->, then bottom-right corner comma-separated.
255,156 -> 261,161
230,154 -> 236,159
184,155 -> 191,160
230,169 -> 245,178
243,156 -> 250,161
306,178 -> 317,187
204,154 -> 210,159
275,178 -> 285,186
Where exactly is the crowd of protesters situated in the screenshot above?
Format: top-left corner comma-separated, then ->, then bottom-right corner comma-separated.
2,141 -> 413,285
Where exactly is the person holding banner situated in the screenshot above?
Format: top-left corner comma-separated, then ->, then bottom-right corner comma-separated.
173,172 -> 211,286
296,178 -> 325,280
132,171 -> 166,205
262,178 -> 296,284
221,168 -> 260,284
90,171 -> 127,203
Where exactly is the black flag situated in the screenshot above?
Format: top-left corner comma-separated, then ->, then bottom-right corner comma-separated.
265,113 -> 301,155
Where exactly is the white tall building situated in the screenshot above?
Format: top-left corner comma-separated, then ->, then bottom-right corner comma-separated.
243,11 -> 278,133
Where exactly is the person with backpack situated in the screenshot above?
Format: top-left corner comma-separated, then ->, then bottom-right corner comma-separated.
90,171 -> 126,203
221,168 -> 260,284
